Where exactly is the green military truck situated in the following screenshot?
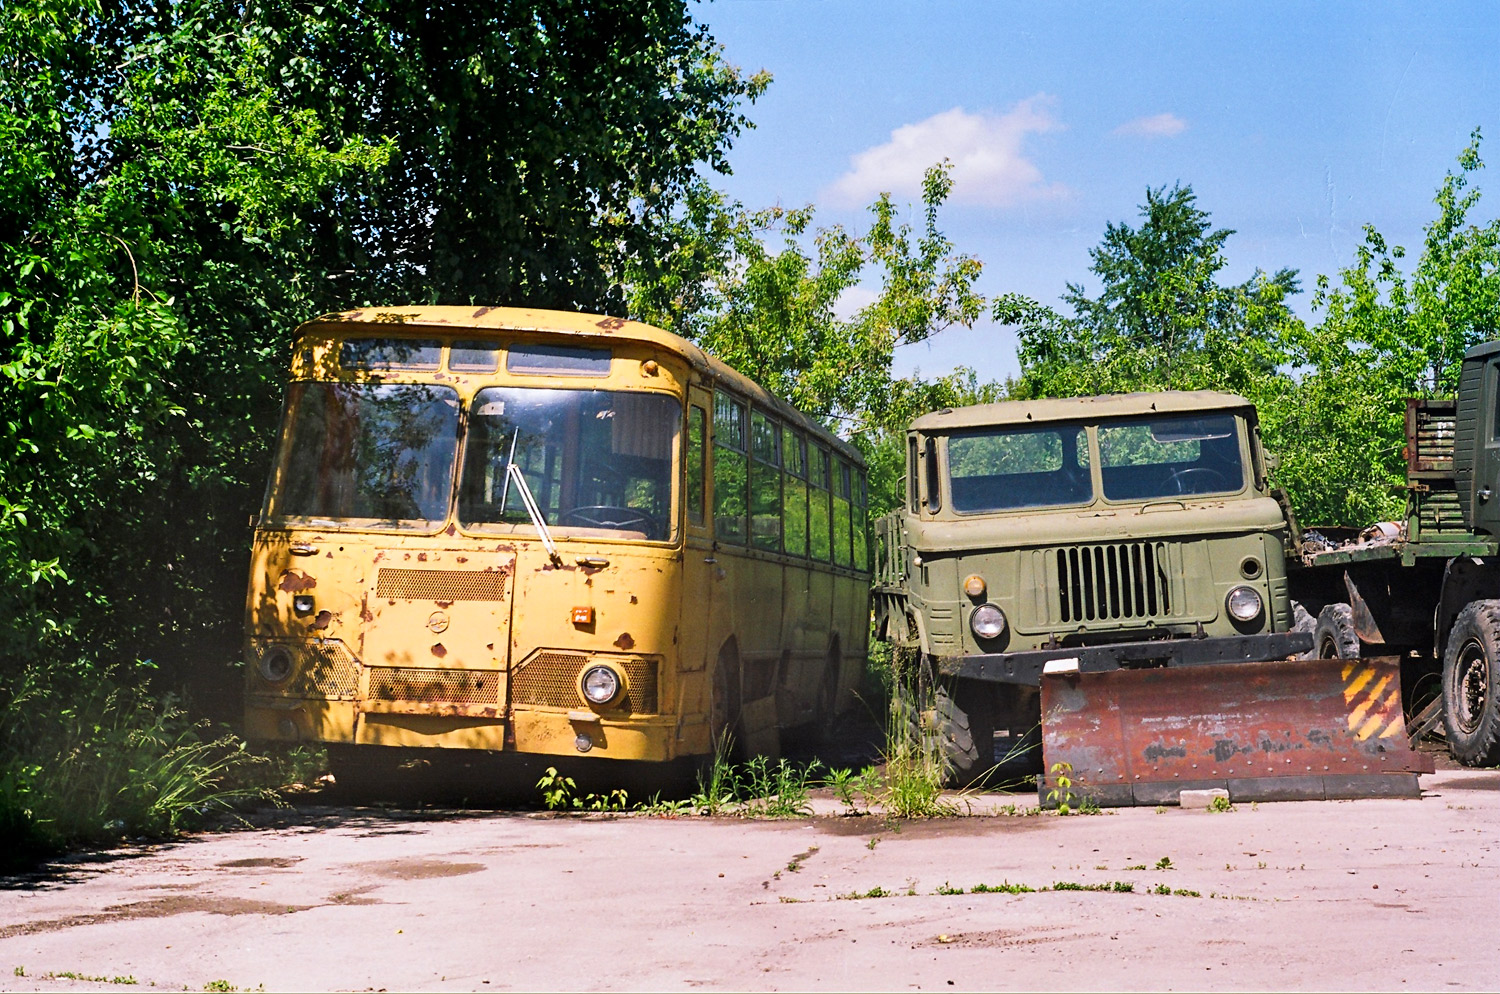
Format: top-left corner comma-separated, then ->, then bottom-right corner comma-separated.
873,390 -> 1316,787
1290,340 -> 1500,768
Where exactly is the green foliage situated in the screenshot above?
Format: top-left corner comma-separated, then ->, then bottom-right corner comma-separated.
0,668 -> 273,863
0,0 -> 768,855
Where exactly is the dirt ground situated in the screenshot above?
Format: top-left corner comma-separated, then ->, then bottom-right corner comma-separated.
0,768 -> 1495,993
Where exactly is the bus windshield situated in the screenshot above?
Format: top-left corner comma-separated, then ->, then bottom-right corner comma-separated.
270,382 -> 460,529
459,388 -> 679,542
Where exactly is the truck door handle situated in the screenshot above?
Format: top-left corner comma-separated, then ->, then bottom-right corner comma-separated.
1482,487 -> 1493,502
703,557 -> 717,564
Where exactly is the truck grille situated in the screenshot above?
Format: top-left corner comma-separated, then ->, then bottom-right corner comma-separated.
1054,542 -> 1178,623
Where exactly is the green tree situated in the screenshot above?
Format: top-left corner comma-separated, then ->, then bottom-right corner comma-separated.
1283,130 -> 1500,524
629,164 -> 987,429
0,0 -> 767,851
994,184 -> 1300,400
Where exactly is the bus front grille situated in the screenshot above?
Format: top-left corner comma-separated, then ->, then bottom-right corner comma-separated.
304,641 -> 359,697
1053,542 -> 1180,623
367,666 -> 501,705
512,651 -> 659,714
374,567 -> 510,602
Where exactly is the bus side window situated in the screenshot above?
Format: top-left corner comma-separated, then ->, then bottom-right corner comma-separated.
832,457 -> 853,568
750,410 -> 782,552
713,392 -> 748,544
783,426 -> 808,558
687,405 -> 706,527
809,444 -> 831,562
853,467 -> 869,572
907,435 -> 919,512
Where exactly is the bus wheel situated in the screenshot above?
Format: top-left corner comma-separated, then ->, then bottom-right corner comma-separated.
1442,601 -> 1500,767
815,643 -> 842,728
710,642 -> 745,763
1314,603 -> 1360,659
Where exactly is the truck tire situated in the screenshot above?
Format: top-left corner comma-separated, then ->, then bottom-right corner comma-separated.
1314,603 -> 1360,659
1442,601 -> 1500,767
933,679 -> 995,788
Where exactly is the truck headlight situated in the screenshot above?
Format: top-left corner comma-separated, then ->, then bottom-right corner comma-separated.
581,665 -> 622,705
1226,586 -> 1263,622
970,603 -> 1007,640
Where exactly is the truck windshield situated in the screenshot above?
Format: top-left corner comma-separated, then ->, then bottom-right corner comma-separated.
1098,413 -> 1244,500
269,382 -> 461,529
948,425 -> 1092,512
458,388 -> 679,542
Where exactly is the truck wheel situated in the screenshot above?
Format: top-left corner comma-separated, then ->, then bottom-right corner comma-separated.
933,679 -> 996,787
1442,601 -> 1500,767
991,685 -> 1044,782
1314,603 -> 1360,659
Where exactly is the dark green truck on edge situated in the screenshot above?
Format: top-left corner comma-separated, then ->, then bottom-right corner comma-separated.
873,390 -> 1313,783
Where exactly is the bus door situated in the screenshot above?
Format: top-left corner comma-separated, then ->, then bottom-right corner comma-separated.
679,387 -> 718,732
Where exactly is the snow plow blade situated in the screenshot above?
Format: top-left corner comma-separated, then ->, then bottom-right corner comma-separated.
1039,656 -> 1434,807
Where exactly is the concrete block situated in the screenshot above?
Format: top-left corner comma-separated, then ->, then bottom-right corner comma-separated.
1179,787 -> 1230,809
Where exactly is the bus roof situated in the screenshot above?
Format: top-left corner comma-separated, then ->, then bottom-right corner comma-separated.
910,390 -> 1255,431
300,305 -> 866,466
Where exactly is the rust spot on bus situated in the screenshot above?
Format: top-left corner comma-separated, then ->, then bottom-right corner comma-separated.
418,552 -> 428,562
431,643 -> 447,658
596,317 -> 626,332
278,570 -> 316,593
472,306 -> 497,318
614,633 -> 635,650
309,610 -> 334,631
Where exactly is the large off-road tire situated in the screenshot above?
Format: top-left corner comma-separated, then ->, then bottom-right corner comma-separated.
933,679 -> 995,788
1314,603 -> 1360,659
1441,601 -> 1500,767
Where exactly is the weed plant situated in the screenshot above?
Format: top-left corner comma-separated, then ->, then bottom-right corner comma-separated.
0,668 -> 273,863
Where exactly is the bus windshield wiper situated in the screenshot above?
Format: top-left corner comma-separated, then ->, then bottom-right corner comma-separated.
506,461 -> 561,565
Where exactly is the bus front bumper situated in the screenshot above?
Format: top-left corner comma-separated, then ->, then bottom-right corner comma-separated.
246,697 -> 682,761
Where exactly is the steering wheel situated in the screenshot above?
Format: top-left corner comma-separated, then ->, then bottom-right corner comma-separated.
559,505 -> 654,532
1166,467 -> 1230,495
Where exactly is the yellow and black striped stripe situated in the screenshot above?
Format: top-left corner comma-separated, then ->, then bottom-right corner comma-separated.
1342,661 -> 1405,741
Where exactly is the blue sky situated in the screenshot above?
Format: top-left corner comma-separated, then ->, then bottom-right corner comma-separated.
694,0 -> 1500,383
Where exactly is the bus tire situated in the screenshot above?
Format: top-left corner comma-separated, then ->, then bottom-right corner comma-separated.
815,641 -> 842,728
710,641 -> 745,763
933,679 -> 995,788
1314,603 -> 1360,659
1442,601 -> 1500,767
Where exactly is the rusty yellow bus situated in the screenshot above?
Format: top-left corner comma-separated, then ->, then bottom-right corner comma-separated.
244,307 -> 871,781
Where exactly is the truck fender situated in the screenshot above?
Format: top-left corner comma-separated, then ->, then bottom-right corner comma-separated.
1436,557 -> 1500,658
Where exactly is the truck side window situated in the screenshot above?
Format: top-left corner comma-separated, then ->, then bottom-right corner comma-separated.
908,436 -> 919,512
924,439 -> 942,512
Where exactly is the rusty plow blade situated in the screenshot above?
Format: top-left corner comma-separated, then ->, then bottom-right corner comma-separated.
1039,656 -> 1434,807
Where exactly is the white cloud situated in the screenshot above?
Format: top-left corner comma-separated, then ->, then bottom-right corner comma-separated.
826,95 -> 1067,208
1113,112 -> 1188,138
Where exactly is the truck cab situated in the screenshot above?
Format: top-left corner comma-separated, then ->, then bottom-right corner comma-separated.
874,391 -> 1311,780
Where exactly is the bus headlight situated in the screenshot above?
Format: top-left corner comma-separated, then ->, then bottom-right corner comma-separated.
1226,586 -> 1263,622
258,645 -> 295,683
970,603 -> 1007,640
581,665 -> 622,706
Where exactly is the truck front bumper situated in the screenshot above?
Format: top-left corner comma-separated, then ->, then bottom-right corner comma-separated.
936,631 -> 1314,686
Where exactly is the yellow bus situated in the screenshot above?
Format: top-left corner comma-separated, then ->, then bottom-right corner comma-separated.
244,306 -> 871,780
